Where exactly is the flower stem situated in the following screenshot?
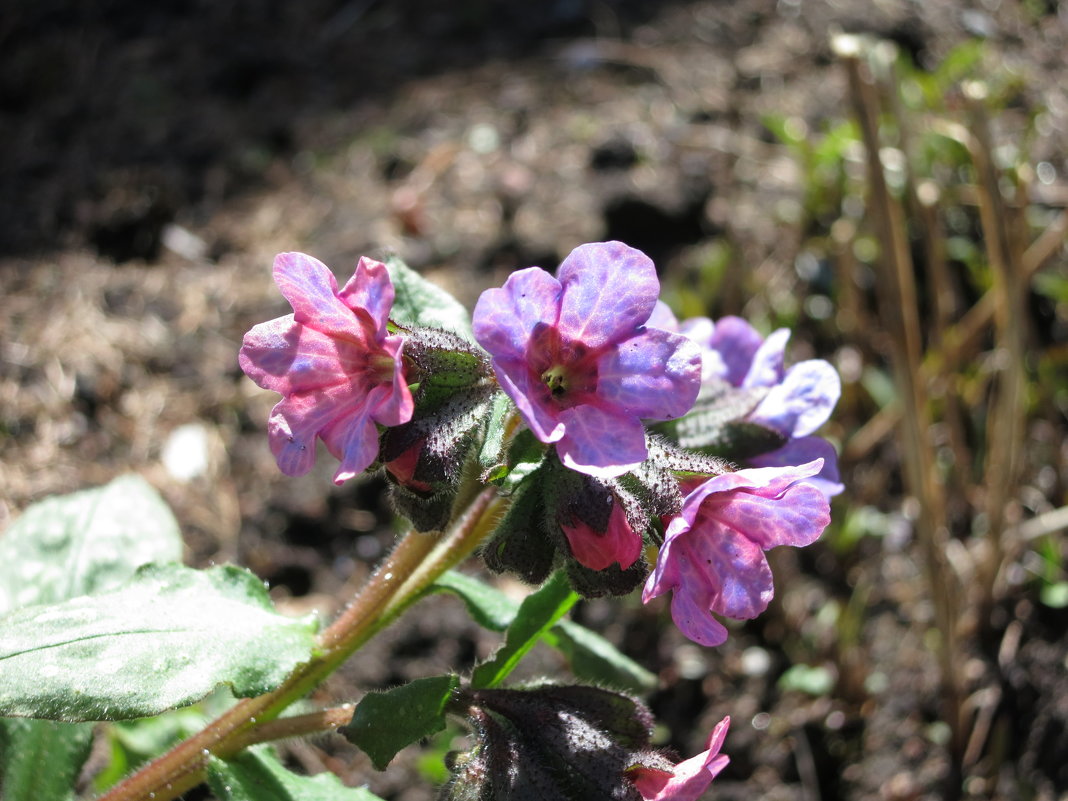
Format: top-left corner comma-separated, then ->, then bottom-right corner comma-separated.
97,486 -> 505,801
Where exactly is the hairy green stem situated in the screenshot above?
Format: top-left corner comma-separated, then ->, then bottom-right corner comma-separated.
97,486 -> 505,801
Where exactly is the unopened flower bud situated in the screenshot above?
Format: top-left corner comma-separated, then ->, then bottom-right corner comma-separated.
441,684 -> 729,801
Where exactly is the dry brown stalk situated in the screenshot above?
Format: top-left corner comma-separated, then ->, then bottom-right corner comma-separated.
836,35 -> 965,791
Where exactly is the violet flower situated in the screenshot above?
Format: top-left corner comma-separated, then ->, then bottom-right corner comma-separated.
627,717 -> 731,801
239,252 -> 414,485
643,461 -> 830,647
473,242 -> 702,477
651,304 -> 843,497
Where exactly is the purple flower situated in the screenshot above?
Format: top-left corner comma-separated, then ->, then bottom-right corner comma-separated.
239,252 -> 414,485
627,716 -> 731,801
653,304 -> 843,497
643,461 -> 830,646
472,242 -> 702,477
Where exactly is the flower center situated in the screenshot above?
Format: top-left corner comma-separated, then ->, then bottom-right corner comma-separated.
541,366 -> 570,397
369,351 -> 399,384
528,322 -> 600,408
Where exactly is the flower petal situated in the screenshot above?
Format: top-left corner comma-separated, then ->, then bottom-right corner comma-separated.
706,316 -> 764,385
556,403 -> 648,477
371,333 -> 414,427
651,717 -> 731,801
337,256 -> 395,338
628,717 -> 730,801
699,479 -> 829,551
562,502 -> 642,571
668,565 -> 730,647
646,300 -> 680,331
682,506 -> 776,619
597,328 -> 702,420
742,327 -> 790,388
490,355 -> 566,443
272,253 -> 374,345
320,386 -> 389,484
473,266 -> 562,363
266,381 -> 367,477
240,317 -> 364,395
750,358 -> 841,437
556,242 -> 660,348
751,436 -> 844,498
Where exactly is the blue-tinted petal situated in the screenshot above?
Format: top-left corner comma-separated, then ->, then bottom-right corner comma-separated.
556,242 -> 659,348
597,328 -> 701,420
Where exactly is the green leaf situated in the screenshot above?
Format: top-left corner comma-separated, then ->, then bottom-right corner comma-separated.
0,564 -> 317,721
471,571 -> 578,689
496,428 -> 548,493
0,475 -> 183,796
387,255 -> 473,339
341,675 -> 460,771
0,474 -> 182,615
0,718 -> 93,801
208,746 -> 385,800
546,621 -> 656,693
432,571 -> 517,631
430,572 -> 655,693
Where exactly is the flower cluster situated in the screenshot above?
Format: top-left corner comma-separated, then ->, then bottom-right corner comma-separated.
240,240 -> 842,800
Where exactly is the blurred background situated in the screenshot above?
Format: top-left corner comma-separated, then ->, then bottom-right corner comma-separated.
1,1 -> 1067,799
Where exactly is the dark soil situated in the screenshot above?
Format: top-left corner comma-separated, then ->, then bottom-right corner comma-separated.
2,1 -> 1067,800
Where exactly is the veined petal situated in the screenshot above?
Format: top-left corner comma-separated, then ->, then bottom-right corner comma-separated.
556,403 -> 647,477
240,317 -> 368,395
320,386 -> 389,484
643,530 -> 731,647
338,256 -> 395,338
473,267 -> 562,362
751,436 -> 844,498
557,242 -> 659,348
750,358 -> 841,437
272,253 -> 374,345
668,571 -> 729,647
370,333 -> 414,427
266,380 -> 367,477
491,356 -> 565,443
678,460 -> 826,519
696,479 -> 829,551
597,328 -> 701,420
680,507 -> 776,619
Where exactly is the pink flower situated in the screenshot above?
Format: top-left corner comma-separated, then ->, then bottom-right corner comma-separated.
628,717 -> 731,801
561,494 -> 642,571
644,462 -> 830,646
383,437 -> 433,494
239,252 -> 414,485
472,242 -> 702,478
